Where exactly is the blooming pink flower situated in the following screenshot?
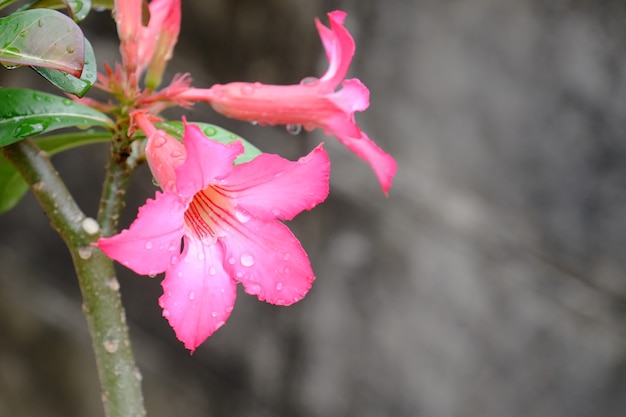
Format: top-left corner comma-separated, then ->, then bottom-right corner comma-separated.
178,10 -> 397,194
96,121 -> 330,351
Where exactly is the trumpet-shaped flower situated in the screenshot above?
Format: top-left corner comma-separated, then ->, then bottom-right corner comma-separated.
178,10 -> 397,194
96,121 -> 330,351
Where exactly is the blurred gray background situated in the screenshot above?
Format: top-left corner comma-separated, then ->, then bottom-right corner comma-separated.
2,0 -> 626,416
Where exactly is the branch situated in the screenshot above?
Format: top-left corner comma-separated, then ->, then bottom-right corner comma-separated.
2,138 -> 146,417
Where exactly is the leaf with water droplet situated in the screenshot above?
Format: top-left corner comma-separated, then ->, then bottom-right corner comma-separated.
155,121 -> 263,164
31,39 -> 97,96
0,9 -> 86,76
0,129 -> 110,214
0,88 -> 113,147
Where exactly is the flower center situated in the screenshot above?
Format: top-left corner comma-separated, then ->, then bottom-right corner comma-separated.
184,185 -> 234,244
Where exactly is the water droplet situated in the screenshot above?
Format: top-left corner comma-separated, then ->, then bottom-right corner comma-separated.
235,208 -> 251,223
148,272 -> 157,278
271,208 -> 281,216
240,84 -> 255,95
226,306 -> 233,313
283,253 -> 290,261
236,271 -> 243,278
62,98 -> 73,106
177,271 -> 183,277
152,134 -> 167,147
145,241 -> 153,249
228,257 -> 236,265
198,252 -> 205,261
209,266 -> 216,275
170,150 -> 183,158
188,291 -> 195,300
203,126 -> 217,136
211,311 -> 218,317
220,288 -> 225,294
170,255 -> 179,264
38,19 -> 44,27
240,253 -> 255,267
293,296 -> 300,302
163,309 -> 170,317
300,76 -> 318,85
286,124 -> 302,135
275,282 -> 283,291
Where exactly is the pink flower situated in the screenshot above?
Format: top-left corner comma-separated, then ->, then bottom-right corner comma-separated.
96,121 -> 330,351
178,10 -> 397,195
113,0 -> 181,93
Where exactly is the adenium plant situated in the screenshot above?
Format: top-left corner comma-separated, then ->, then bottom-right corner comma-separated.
0,0 -> 396,416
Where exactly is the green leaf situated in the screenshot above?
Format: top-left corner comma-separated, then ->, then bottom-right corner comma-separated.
24,0 -> 93,22
156,121 -> 262,164
0,129 -> 110,213
32,38 -> 97,96
0,88 -> 114,147
0,9 -> 85,76
0,0 -> 20,11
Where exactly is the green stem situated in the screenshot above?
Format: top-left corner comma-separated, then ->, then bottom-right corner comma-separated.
97,124 -> 138,236
2,138 -> 146,417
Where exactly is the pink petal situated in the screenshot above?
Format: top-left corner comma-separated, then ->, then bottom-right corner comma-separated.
145,130 -> 187,193
332,130 -> 397,195
316,10 -> 354,89
331,78 -> 370,114
138,0 -> 181,71
175,123 -> 244,198
96,192 -> 186,275
222,144 -> 330,221
220,217 -> 315,306
159,239 -> 237,352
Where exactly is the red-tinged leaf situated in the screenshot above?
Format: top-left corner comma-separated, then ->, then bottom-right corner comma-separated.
0,9 -> 85,76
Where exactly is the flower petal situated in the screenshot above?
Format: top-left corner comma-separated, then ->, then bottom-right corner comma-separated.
316,10 -> 354,89
159,239 -> 237,352
332,129 -> 397,195
176,122 -> 244,197
220,217 -> 315,306
96,192 -> 185,275
222,144 -> 330,221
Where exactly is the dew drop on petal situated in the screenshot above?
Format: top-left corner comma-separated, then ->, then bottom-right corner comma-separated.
275,282 -> 283,291
209,266 -> 216,275
188,291 -> 195,300
211,311 -> 218,317
228,257 -> 236,265
271,208 -> 281,216
240,84 -> 255,95
145,241 -> 153,250
235,208 -> 251,223
300,76 -> 318,85
163,309 -> 170,317
177,271 -> 183,277
236,271 -> 243,278
283,253 -> 290,261
286,124 -> 302,135
198,252 -> 205,261
240,253 -> 255,267
226,306 -> 233,313
293,296 -> 300,302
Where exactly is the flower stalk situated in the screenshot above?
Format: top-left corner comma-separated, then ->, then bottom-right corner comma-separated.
2,139 -> 146,417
